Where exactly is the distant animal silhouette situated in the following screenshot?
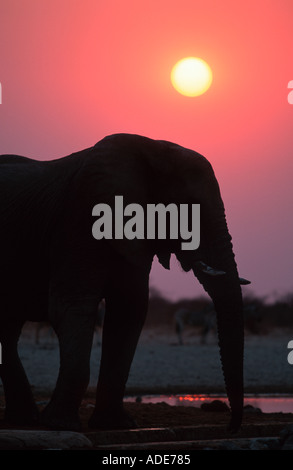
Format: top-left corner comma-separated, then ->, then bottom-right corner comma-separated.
93,300 -> 105,345
34,322 -> 55,345
174,306 -> 217,345
243,303 -> 262,334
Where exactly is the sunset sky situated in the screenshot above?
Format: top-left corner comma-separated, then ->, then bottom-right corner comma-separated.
1,0 -> 293,302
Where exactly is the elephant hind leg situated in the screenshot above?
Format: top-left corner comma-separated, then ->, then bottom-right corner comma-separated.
89,263 -> 150,430
0,319 -> 39,424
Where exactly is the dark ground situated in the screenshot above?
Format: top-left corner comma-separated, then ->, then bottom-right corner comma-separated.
1,326 -> 293,450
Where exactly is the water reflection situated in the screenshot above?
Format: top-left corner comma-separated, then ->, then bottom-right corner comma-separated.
125,394 -> 293,413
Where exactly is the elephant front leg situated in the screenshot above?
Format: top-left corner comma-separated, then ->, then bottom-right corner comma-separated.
41,296 -> 98,431
89,265 -> 150,430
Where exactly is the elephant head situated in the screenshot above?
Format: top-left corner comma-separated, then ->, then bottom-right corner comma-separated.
153,140 -> 245,432
173,168 -> 245,432
87,134 -> 247,432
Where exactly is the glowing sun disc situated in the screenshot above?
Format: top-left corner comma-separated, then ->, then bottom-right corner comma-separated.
171,57 -> 213,97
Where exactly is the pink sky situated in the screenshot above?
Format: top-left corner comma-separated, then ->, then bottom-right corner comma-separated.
1,0 -> 293,302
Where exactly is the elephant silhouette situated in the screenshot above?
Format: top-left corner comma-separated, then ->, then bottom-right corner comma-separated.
0,133 -> 249,432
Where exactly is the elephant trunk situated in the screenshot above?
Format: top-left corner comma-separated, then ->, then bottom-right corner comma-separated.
193,201 -> 244,432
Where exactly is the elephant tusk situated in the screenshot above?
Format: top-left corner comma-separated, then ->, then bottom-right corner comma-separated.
195,262 -> 251,285
239,277 -> 251,285
195,261 -> 226,276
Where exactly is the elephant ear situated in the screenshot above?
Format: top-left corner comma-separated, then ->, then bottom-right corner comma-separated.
112,244 -> 171,270
157,252 -> 171,270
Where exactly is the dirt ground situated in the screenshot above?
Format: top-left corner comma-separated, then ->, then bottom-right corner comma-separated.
1,393 -> 293,431
1,395 -> 293,450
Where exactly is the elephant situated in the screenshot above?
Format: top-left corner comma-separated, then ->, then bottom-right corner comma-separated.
0,133 -> 249,433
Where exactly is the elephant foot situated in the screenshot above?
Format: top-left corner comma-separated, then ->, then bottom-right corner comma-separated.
227,411 -> 242,434
4,404 -> 39,426
40,403 -> 82,432
88,406 -> 138,430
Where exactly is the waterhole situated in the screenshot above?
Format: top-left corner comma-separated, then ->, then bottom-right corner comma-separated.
125,394 -> 293,413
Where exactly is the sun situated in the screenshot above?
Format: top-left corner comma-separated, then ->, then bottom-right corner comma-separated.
171,57 -> 213,97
